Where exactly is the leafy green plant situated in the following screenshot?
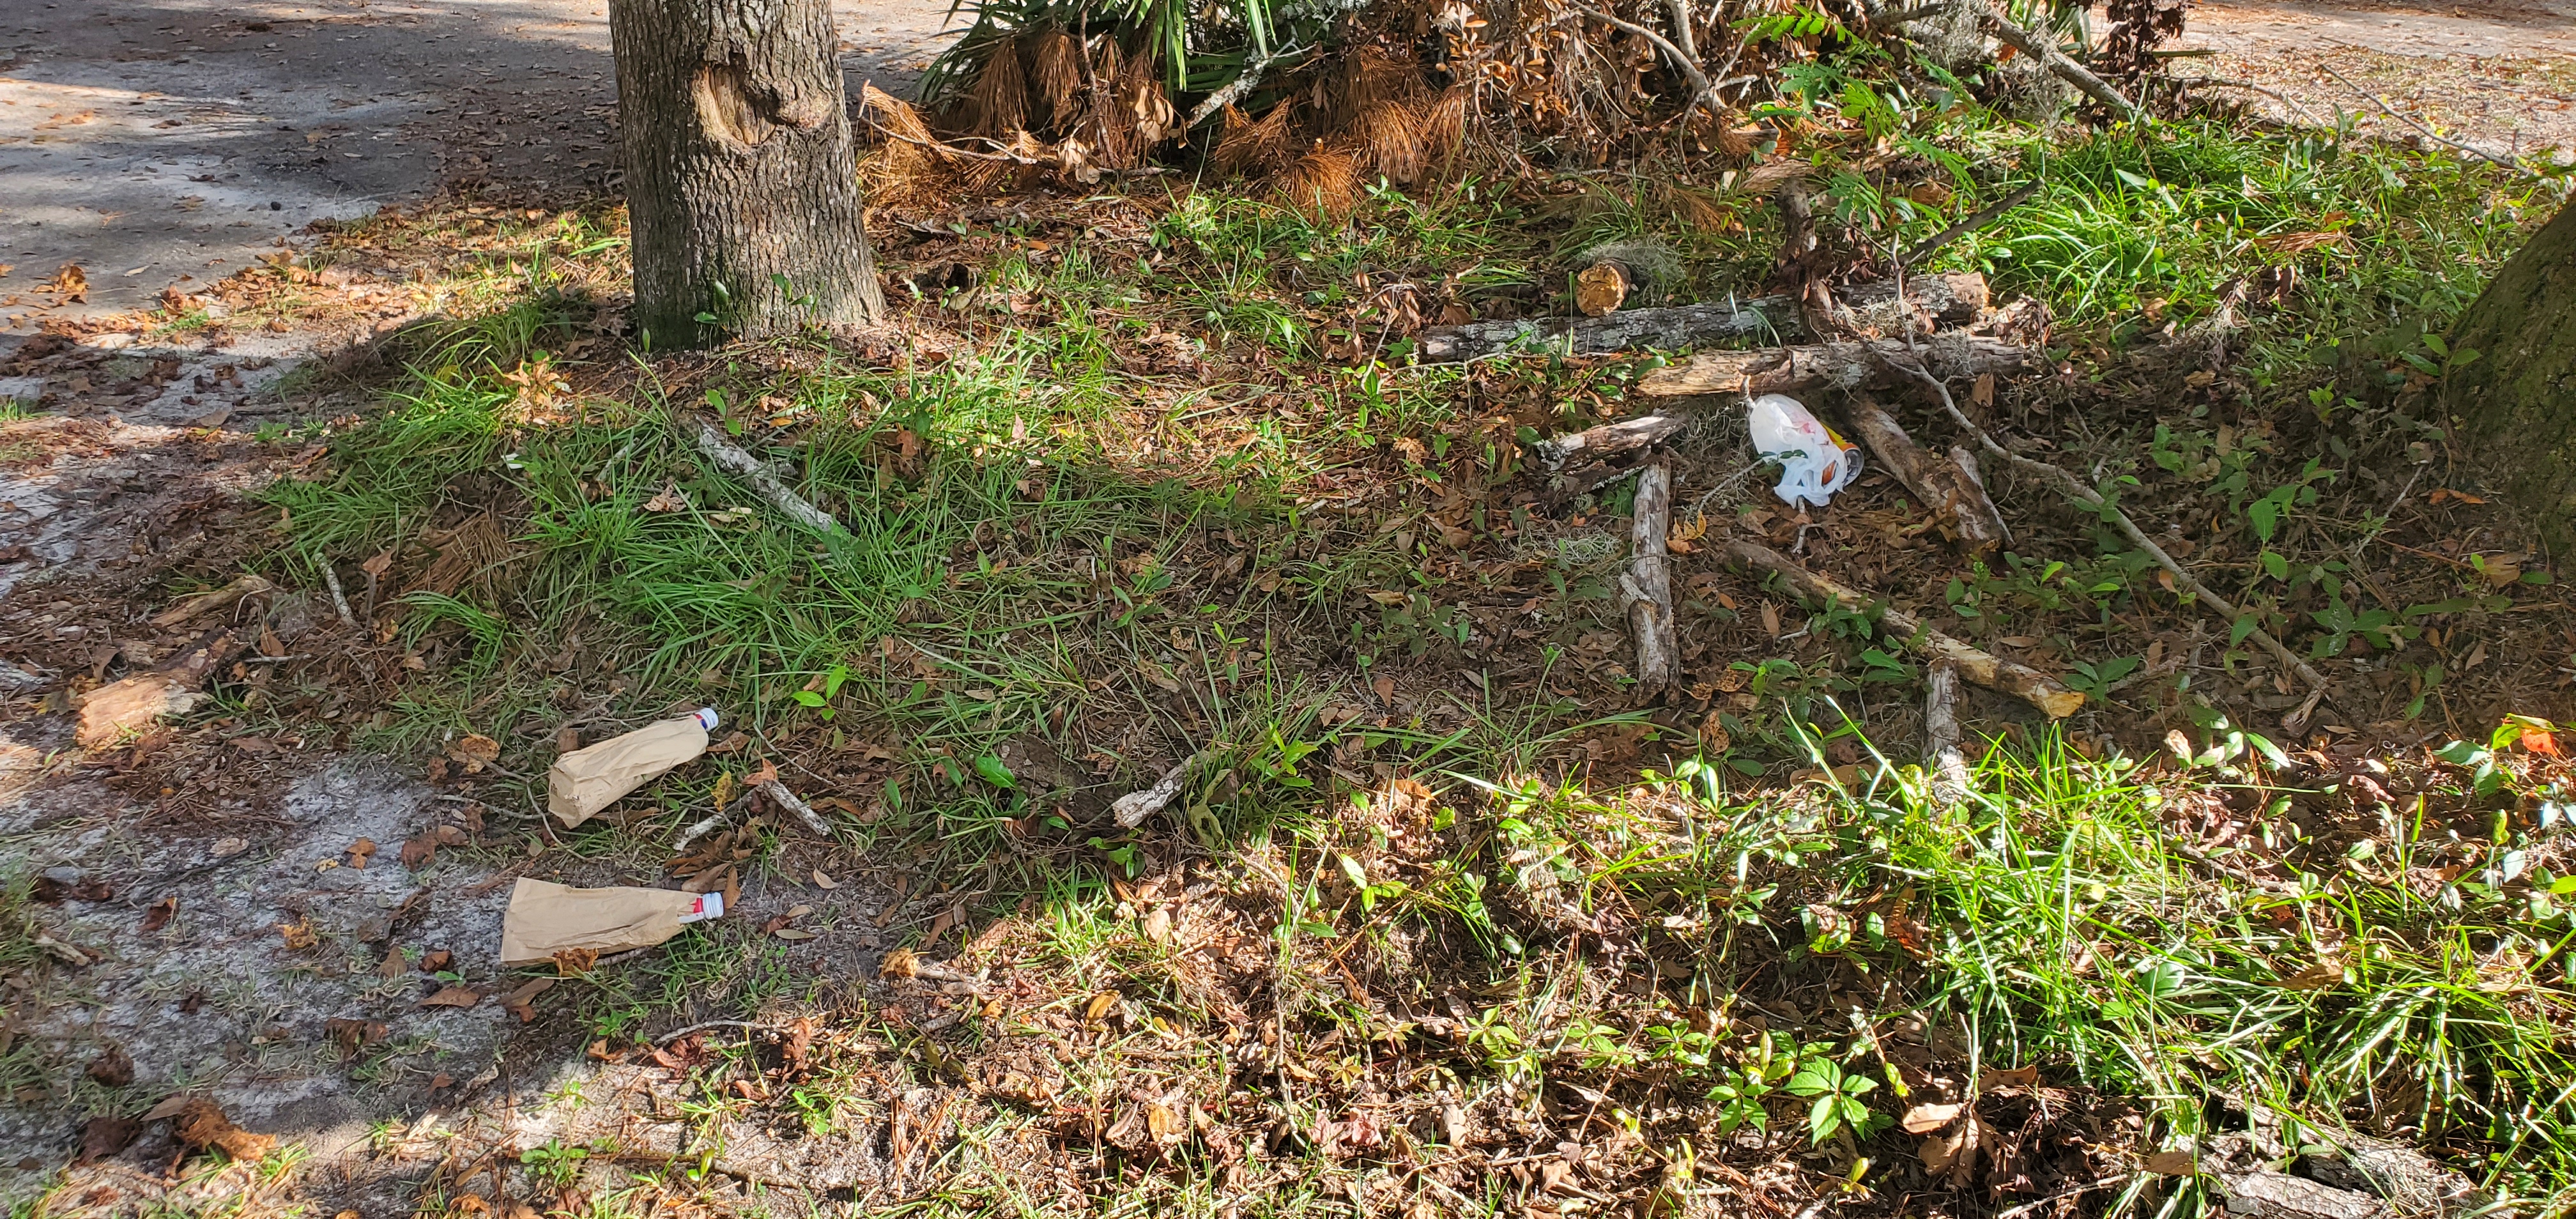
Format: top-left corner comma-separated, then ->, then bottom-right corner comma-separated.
2065,655 -> 2142,701
789,663 -> 851,721
1782,1050 -> 1883,1146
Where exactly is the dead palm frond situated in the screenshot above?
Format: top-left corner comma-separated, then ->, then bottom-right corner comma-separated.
1029,27 -> 1085,132
962,35 -> 1031,138
1354,100 -> 1426,185
1276,141 -> 1361,219
1213,102 -> 1294,178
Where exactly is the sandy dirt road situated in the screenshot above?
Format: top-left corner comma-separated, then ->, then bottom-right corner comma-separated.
1,0 -> 957,328
2179,0 -> 2576,163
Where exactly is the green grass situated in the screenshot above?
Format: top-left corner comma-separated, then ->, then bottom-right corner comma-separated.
215,82 -> 2576,1216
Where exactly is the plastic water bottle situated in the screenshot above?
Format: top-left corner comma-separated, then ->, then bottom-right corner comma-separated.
1746,394 -> 1862,509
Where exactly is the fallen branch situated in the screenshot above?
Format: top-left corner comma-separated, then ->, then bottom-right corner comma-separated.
690,417 -> 841,535
2168,75 -> 2336,130
151,574 -> 273,629
1925,660 -> 1973,804
1416,276 -> 1989,362
1536,414 -> 1688,470
1637,334 -> 2034,399
1184,52 -> 1284,128
1877,353 -> 2332,693
1623,466 -> 1682,691
1722,537 -> 2085,718
1843,394 -> 2009,553
756,779 -> 834,838
2313,60 -> 2524,172
1898,183 -> 2039,269
1982,6 -> 2141,119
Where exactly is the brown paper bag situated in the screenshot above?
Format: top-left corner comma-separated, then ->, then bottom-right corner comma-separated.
498,878 -> 723,965
548,709 -> 717,827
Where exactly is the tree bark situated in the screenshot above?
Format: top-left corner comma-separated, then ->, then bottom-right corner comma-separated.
2444,197 -> 2576,550
613,0 -> 887,347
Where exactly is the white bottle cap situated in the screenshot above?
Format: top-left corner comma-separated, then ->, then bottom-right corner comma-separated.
682,891 -> 724,922
693,707 -> 720,732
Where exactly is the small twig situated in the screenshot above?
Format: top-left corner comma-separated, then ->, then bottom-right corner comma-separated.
671,812 -> 728,853
756,779 -> 834,838
2313,61 -> 2523,171
1992,1174 -> 2138,1219
654,1018 -> 780,1045
1898,183 -> 2039,269
1112,751 -> 1208,828
1184,52 -> 1284,128
855,113 -> 1050,165
1574,6 -> 1737,123
2167,75 -> 2336,130
319,560 -> 356,628
1880,355 -> 2333,693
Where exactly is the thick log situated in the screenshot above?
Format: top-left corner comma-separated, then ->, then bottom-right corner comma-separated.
1721,537 -> 2085,718
1636,334 -> 2034,399
1624,466 -> 1681,690
1843,394 -> 2009,553
1415,275 -> 1991,362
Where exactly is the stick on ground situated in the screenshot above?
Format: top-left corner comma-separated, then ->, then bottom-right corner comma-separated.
1637,335 -> 2034,399
1875,353 -> 2333,693
1722,537 -> 2086,718
691,417 -> 841,535
1537,414 -> 1688,470
1416,276 -> 1989,362
1624,466 -> 1682,691
1926,660 -> 1972,805
756,779 -> 834,838
1982,6 -> 2141,119
1843,394 -> 2009,553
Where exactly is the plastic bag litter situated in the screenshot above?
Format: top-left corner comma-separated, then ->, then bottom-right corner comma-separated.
1747,394 -> 1862,508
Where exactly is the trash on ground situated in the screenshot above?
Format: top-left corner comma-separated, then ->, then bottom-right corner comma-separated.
1745,392 -> 1862,508
499,878 -> 724,965
546,708 -> 719,827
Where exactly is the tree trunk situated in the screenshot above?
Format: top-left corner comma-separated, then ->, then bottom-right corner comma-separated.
2446,198 -> 2576,548
613,0 -> 887,347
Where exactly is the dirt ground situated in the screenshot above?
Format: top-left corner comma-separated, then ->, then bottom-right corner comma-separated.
2179,0 -> 2576,162
1,0 -> 955,327
1,1 -> 2570,1214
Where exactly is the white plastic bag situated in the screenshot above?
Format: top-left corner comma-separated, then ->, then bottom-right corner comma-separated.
1747,394 -> 1862,508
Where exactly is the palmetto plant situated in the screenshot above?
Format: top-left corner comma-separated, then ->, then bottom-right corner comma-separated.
919,0 -> 1309,134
